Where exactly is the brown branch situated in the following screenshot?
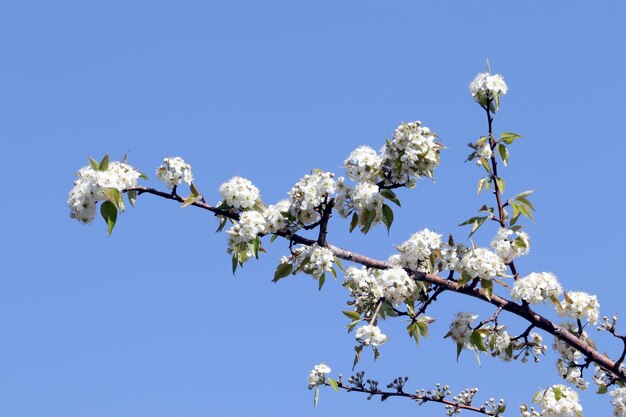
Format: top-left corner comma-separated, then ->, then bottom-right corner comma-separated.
333,382 -> 495,416
317,198 -> 335,246
124,185 -> 626,384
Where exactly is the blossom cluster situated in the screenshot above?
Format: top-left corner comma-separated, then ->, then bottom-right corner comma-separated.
355,324 -> 387,347
491,227 -> 530,264
343,266 -> 415,315
460,247 -> 506,281
344,146 -> 382,183
155,157 -> 193,189
381,121 -> 441,184
307,363 -> 331,389
446,312 -> 478,349
68,161 -> 141,224
392,228 -> 442,272
559,291 -> 600,324
219,176 -> 261,210
611,388 -> 626,417
511,272 -> 563,304
289,171 -> 336,224
469,72 -> 508,105
532,384 -> 583,417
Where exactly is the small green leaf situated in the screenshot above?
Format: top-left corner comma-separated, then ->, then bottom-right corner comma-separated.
327,377 -> 339,393
231,252 -> 238,275
459,271 -> 474,286
138,172 -> 149,180
495,177 -> 506,193
99,154 -> 110,171
127,189 -> 137,207
88,157 -> 100,171
343,310 -> 361,320
349,212 -> 359,233
314,387 -> 320,408
252,237 -> 260,259
497,143 -> 509,166
469,216 -> 488,238
380,189 -> 401,207
479,157 -> 492,173
103,188 -> 123,211
471,331 -> 488,352
181,195 -> 197,208
597,385 -> 608,395
190,182 -> 200,197
477,177 -> 488,195
333,257 -> 346,273
456,343 -> 463,361
481,279 -> 493,301
381,204 -> 394,233
362,209 -> 376,234
100,201 -> 117,236
318,273 -> 326,290
352,345 -> 363,370
499,132 -> 522,145
273,263 -> 293,282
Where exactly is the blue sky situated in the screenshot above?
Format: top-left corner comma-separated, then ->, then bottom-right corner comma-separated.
1,1 -> 625,416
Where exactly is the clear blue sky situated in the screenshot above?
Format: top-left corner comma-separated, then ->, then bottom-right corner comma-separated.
1,1 -> 625,416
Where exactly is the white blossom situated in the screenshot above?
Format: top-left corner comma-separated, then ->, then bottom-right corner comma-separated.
263,200 -> 290,233
491,227 -> 530,264
155,156 -> 193,189
68,161 -> 142,224
289,171 -> 336,224
307,363 -> 331,389
611,387 -> 626,417
511,272 -> 563,304
439,242 -> 468,272
219,177 -> 261,210
460,248 -> 506,281
351,182 -> 384,229
469,73 -> 508,103
377,267 -> 416,307
447,312 -> 478,349
355,324 -> 387,346
552,323 -> 584,361
381,121 -> 441,185
533,384 -> 583,417
559,291 -> 600,324
477,142 -> 493,160
490,326 -> 512,361
344,145 -> 382,183
343,266 -> 415,314
290,244 -> 334,280
395,228 -> 442,271
227,211 -> 267,245
556,359 -> 588,390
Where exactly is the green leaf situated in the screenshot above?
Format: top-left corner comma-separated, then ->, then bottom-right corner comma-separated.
252,237 -> 260,259
190,182 -> 200,197
103,188 -> 123,211
181,195 -> 197,208
456,343 -> 463,361
417,321 -> 429,338
481,279 -> 493,301
381,204 -> 394,234
318,273 -> 326,290
380,189 -> 401,207
479,157 -> 492,174
216,217 -> 228,233
99,154 -> 110,171
349,213 -> 359,233
471,331 -> 488,352
231,252 -> 238,275
88,157 -> 100,171
500,132 -> 522,145
497,143 -> 509,166
138,172 -> 149,180
469,216 -> 488,238
333,257 -> 346,273
477,177 -> 488,195
459,271 -> 474,286
273,262 -> 293,282
597,385 -> 608,394
362,209 -> 376,234
127,189 -> 137,207
343,310 -> 361,320
327,377 -> 339,393
100,201 -> 117,237
352,345 -> 363,370
313,387 -> 320,408
495,177 -> 506,193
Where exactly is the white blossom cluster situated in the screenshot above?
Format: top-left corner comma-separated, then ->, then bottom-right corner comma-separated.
439,242 -> 468,272
532,384 -> 582,417
343,267 -> 415,314
355,324 -> 387,347
447,312 -> 478,349
477,142 -> 493,160
219,176 -> 261,210
491,227 -> 530,264
381,121 -> 441,184
489,326 -> 512,361
552,323 -> 583,361
527,332 -> 548,360
469,73 -> 508,103
553,324 -> 593,390
227,211 -> 266,247
351,182 -> 384,223
263,200 -> 290,233
460,248 -> 506,281
68,161 -> 141,224
556,359 -> 587,390
307,363 -> 331,389
611,387 -> 626,417
559,291 -> 600,324
155,156 -> 193,189
394,228 -> 442,272
289,171 -> 336,224
511,272 -> 563,305
289,244 -> 334,279
344,146 -> 382,183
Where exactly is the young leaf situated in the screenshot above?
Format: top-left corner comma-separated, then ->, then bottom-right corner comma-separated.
497,143 -> 509,166
327,377 -> 339,393
500,132 -> 522,145
127,189 -> 137,207
380,189 -> 401,207
318,273 -> 326,290
495,177 -> 506,193
342,310 -> 361,321
190,182 -> 200,197
273,263 -> 293,282
471,331 -> 488,352
381,204 -> 394,233
88,157 -> 100,171
100,201 -> 117,237
99,154 -> 110,171
313,387 -> 320,408
481,279 -> 493,301
231,252 -> 238,275
181,195 -> 197,208
349,213 -> 359,233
